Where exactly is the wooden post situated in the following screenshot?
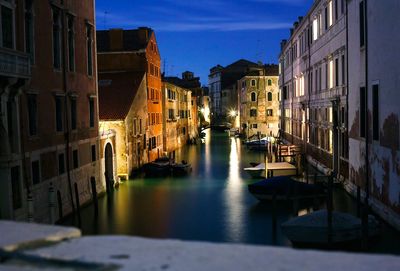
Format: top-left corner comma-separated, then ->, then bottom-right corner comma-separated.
327,172 -> 334,246
74,183 -> 81,226
57,191 -> 63,220
272,192 -> 277,245
91,177 -> 98,217
357,185 -> 361,218
48,182 -> 56,224
27,192 -> 34,223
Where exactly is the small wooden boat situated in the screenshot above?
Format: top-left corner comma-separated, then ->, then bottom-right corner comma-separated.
248,176 -> 325,201
144,157 -> 171,177
281,210 -> 380,246
172,161 -> 192,176
244,163 -> 265,178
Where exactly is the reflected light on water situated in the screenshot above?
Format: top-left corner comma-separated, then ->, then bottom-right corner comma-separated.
225,137 -> 245,242
204,129 -> 211,177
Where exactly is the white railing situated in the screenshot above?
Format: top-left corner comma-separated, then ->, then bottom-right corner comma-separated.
0,47 -> 31,79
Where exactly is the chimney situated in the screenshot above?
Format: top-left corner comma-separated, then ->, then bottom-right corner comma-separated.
293,21 -> 299,29
138,27 -> 149,43
109,28 -> 124,51
298,16 -> 303,23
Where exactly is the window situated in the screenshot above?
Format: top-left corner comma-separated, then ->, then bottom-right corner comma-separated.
341,0 -> 344,14
72,149 -> 78,169
1,4 -> 13,48
86,24 -> 93,75
328,1 -> 333,27
27,94 -> 37,136
267,109 -> 273,116
11,166 -> 21,210
334,0 -> 338,21
70,98 -> 77,130
341,55 -> 345,85
67,15 -> 75,72
251,79 -> 256,86
91,144 -> 96,162
313,18 -> 318,41
372,84 -> 379,140
250,92 -> 257,102
89,98 -> 95,128
359,0 -> 365,47
58,153 -> 65,175
168,109 -> 174,119
250,109 -> 257,117
268,79 -> 272,86
360,87 -> 366,138
252,124 -> 258,129
182,127 -> 186,135
31,160 -> 40,185
52,7 -> 61,69
55,96 -> 63,132
335,58 -> 339,87
25,0 -> 34,62
133,119 -> 137,135
329,59 -> 333,89
267,92 -> 272,101
139,119 -> 142,134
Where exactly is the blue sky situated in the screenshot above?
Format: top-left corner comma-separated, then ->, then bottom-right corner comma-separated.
96,0 -> 313,85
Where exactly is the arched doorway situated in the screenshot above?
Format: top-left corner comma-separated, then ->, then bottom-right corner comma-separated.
105,143 -> 113,191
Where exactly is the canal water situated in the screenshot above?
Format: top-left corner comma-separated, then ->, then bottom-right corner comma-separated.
63,129 -> 400,255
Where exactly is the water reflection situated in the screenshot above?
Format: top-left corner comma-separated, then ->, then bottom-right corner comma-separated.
61,131 -> 400,254
224,137 -> 245,242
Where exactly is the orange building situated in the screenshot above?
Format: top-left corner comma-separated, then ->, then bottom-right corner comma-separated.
97,28 -> 163,162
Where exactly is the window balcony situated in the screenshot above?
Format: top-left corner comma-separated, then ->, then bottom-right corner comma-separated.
0,47 -> 31,79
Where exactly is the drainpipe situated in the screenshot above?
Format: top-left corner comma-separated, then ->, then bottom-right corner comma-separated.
61,4 -> 75,214
362,0 -> 370,248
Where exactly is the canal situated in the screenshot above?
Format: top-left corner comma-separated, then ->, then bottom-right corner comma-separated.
63,129 -> 400,255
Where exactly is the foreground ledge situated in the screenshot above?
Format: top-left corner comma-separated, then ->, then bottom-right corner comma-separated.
1,221 -> 399,271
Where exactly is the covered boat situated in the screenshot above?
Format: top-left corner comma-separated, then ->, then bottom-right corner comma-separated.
244,163 -> 266,178
144,157 -> 171,177
248,176 -> 325,201
172,161 -> 192,176
281,210 -> 380,246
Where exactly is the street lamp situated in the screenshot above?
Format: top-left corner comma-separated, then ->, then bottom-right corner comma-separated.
229,110 -> 237,117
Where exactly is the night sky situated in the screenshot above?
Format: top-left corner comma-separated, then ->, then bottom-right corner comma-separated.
96,0 -> 314,85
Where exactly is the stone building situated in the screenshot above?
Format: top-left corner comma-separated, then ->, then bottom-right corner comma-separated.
0,0 -> 103,223
98,72 -> 148,180
162,80 -> 195,159
279,0 -> 348,178
347,0 -> 400,230
238,65 -> 279,138
97,27 -> 163,163
280,0 -> 400,230
208,60 -> 259,125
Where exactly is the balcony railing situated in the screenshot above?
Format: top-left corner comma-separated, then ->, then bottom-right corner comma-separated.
0,47 -> 31,79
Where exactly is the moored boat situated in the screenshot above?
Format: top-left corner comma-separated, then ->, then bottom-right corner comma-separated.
248,176 -> 325,201
281,210 -> 380,246
172,161 -> 192,176
144,157 -> 172,177
244,163 -> 265,178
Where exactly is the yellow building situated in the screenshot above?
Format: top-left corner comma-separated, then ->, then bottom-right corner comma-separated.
238,66 -> 279,138
162,81 -> 195,160
98,72 -> 148,180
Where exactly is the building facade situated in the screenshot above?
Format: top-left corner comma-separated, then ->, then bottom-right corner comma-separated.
162,81 -> 194,159
279,0 -> 348,179
347,0 -> 400,229
238,66 -> 280,138
97,27 -> 163,163
0,0 -> 102,223
98,72 -> 148,180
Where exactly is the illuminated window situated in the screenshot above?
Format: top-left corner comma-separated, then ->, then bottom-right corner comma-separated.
328,1 -> 333,27
329,59 -> 334,89
313,18 -> 318,40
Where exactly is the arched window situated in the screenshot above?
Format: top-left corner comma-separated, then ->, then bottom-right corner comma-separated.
250,109 -> 257,117
268,79 -> 272,86
250,92 -> 257,102
267,92 -> 272,101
